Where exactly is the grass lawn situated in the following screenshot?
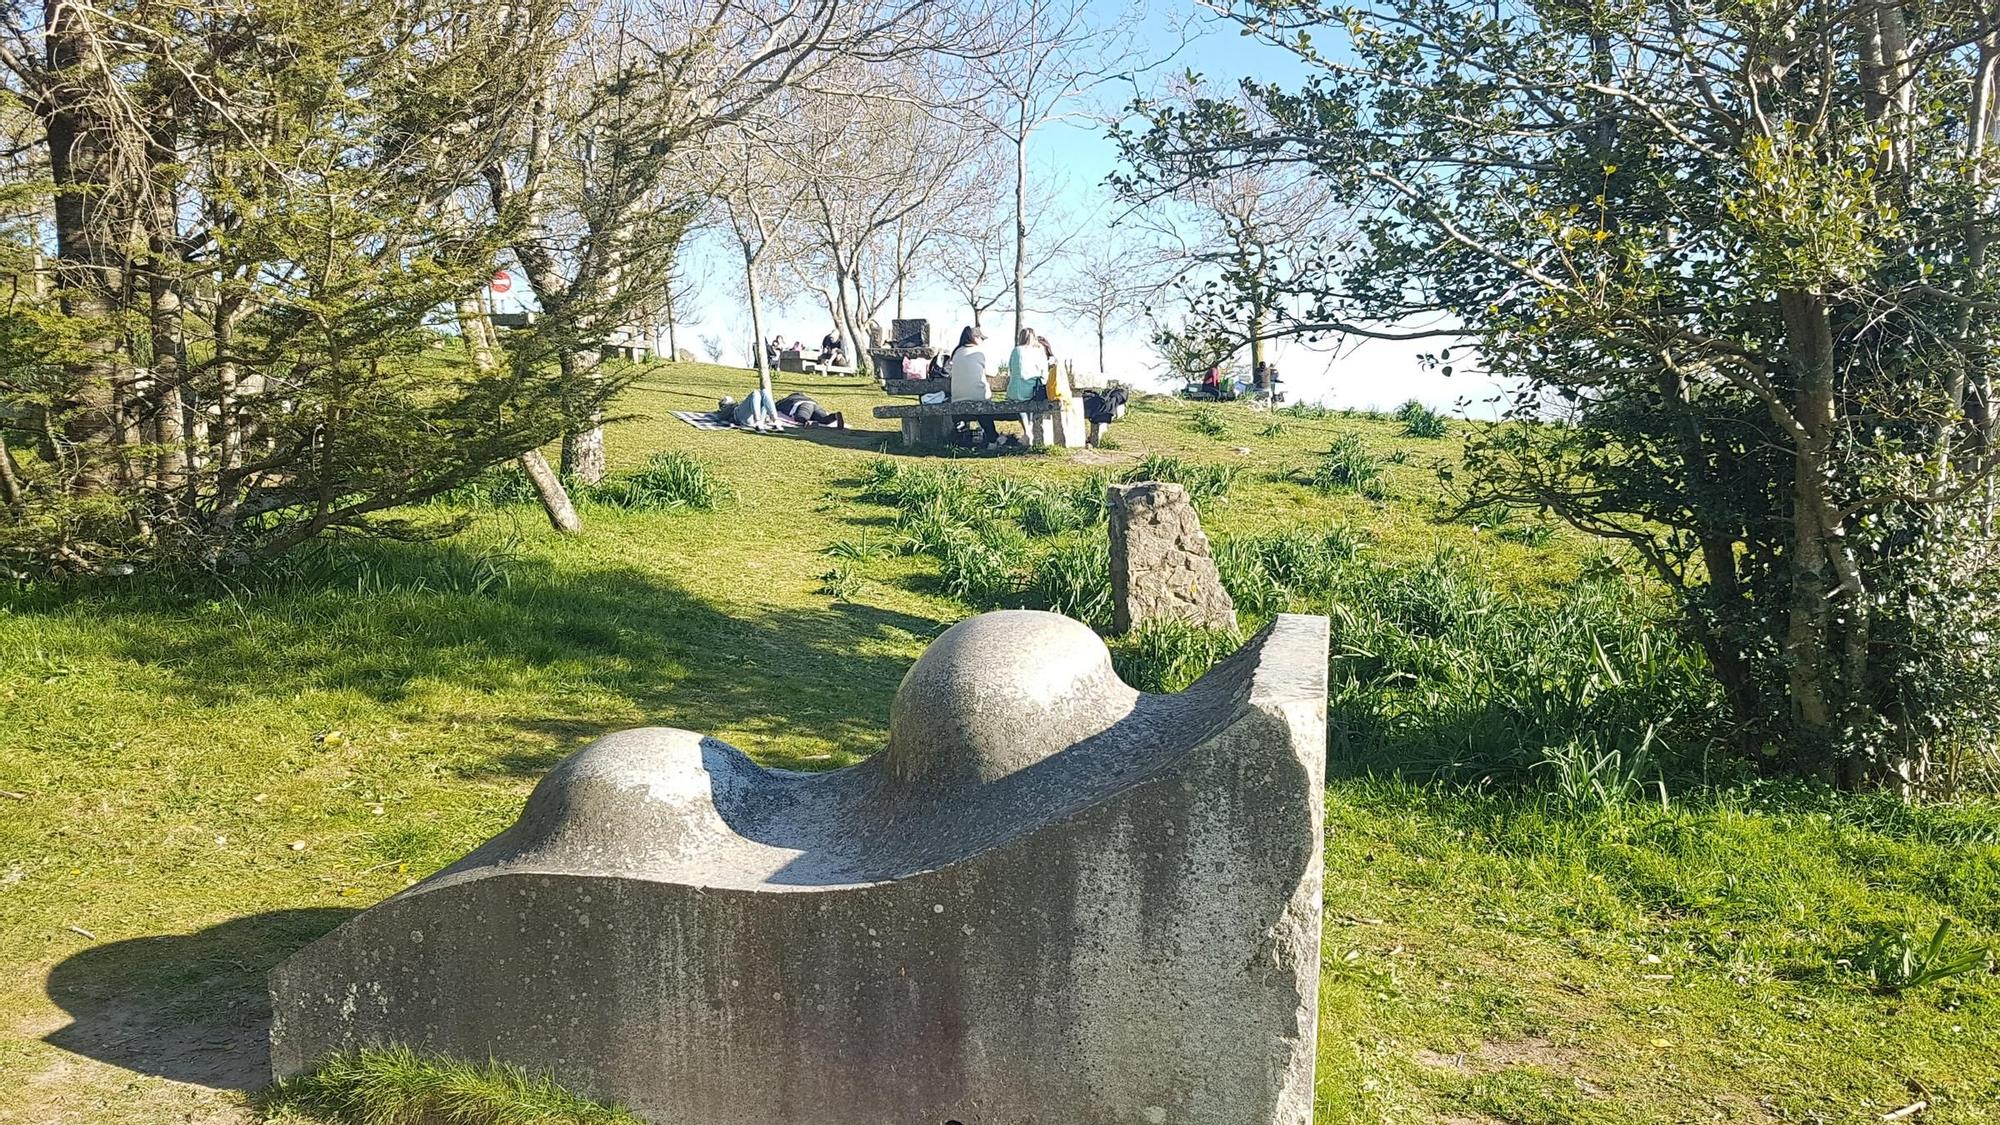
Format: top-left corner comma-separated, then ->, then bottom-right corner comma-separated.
2,360 -> 1995,1123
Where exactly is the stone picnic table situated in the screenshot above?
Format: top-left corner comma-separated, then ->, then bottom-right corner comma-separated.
872,375 -> 1086,449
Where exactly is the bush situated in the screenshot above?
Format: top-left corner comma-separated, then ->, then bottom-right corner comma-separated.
1123,454 -> 1238,508
1396,399 -> 1450,438
1111,619 -> 1244,693
1304,434 -> 1385,497
587,452 -> 722,511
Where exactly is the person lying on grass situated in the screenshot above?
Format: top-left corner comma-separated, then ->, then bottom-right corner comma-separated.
717,390 -> 778,433
776,391 -> 845,429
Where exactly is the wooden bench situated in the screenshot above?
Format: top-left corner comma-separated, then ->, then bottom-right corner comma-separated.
873,398 -> 1087,449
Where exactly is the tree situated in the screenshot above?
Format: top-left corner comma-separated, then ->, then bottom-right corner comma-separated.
1120,0 -> 2000,787
978,0 -> 1149,337
784,76 -> 982,374
1053,234 -> 1153,376
485,0 -> 985,480
0,0 -> 597,571
936,154 -> 1075,331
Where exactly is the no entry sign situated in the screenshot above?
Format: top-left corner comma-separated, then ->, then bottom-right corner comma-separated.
490,270 -> 512,294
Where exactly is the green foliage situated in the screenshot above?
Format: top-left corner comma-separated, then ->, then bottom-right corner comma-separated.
1123,453 -> 1237,507
584,452 -> 723,512
1395,400 -> 1449,438
1022,537 -> 1114,629
1848,919 -> 1995,995
263,1045 -> 640,1124
432,466 -> 547,509
1304,435 -> 1386,498
1186,405 -> 1229,438
1259,418 -> 1288,438
1111,619 -> 1243,693
817,565 -> 862,600
1215,524 -> 1363,619
1277,402 -> 1332,420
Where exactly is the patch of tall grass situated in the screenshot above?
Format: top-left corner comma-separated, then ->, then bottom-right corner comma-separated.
586,451 -> 724,511
1111,619 -> 1244,692
1186,406 -> 1229,438
1022,537 -> 1113,628
1123,454 -> 1238,508
1395,399 -> 1450,438
1303,434 -> 1386,498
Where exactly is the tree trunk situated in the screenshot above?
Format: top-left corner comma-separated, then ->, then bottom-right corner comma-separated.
457,296 -> 579,533
1012,120 -> 1029,340
745,242 -> 773,403
43,0 -> 128,496
147,260 -> 188,492
559,349 -> 606,485
1776,288 -> 1878,783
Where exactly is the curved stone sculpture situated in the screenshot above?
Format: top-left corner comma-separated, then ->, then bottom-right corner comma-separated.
270,610 -> 1329,1125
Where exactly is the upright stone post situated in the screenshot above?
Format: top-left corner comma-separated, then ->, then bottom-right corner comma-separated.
1107,481 -> 1238,633
270,610 -> 1326,1125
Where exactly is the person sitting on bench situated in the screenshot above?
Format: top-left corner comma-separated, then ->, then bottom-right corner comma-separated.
817,331 -> 844,368
947,325 -> 1003,448
776,391 -> 845,429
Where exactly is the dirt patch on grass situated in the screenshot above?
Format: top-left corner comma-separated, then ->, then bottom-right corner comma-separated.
1474,1033 -> 1584,1072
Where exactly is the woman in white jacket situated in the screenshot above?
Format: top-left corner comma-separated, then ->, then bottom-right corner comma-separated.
947,325 -> 1001,447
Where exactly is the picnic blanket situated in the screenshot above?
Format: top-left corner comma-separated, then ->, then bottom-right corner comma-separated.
671,410 -> 800,432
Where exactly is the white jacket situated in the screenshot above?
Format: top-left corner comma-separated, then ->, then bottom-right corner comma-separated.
948,345 -> 994,402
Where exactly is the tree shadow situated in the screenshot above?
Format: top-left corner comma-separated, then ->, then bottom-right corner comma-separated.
42,907 -> 357,1090
42,540 -> 948,774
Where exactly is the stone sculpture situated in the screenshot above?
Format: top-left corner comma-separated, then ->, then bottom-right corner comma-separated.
1108,481 -> 1238,633
270,609 -> 1328,1125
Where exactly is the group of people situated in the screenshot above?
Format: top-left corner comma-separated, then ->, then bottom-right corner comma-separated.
762,331 -> 847,369
942,325 -> 1063,449
715,388 -> 845,433
1190,359 -> 1282,401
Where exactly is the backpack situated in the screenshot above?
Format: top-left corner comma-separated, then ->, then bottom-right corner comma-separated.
1082,387 -> 1128,424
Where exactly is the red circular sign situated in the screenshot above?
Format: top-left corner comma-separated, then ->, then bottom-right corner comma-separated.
490,270 -> 512,294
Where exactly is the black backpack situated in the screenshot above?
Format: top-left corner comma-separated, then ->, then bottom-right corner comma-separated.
1082,387 -> 1128,424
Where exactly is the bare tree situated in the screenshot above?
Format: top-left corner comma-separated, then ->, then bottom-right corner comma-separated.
1053,233 -> 1155,377
977,0 -> 1154,337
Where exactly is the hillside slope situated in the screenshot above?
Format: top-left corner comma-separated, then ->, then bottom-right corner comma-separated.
1,361 -> 1994,1124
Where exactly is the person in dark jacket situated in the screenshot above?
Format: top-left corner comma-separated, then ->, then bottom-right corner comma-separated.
776,391 -> 844,428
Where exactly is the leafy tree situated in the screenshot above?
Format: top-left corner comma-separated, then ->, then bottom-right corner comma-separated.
1119,0 -> 2000,787
1,0 -> 605,571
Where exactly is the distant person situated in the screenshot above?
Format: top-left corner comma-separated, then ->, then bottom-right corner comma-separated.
776,391 -> 844,429
1199,364 -> 1221,399
1006,326 -> 1047,402
718,388 -> 778,432
947,325 -> 1002,447
818,330 -> 843,366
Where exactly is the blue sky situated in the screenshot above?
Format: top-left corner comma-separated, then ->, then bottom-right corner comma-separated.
534,0 -> 1510,417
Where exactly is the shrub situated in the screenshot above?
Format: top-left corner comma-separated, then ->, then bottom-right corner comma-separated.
818,564 -> 862,600
587,452 -> 722,511
935,528 -> 1022,604
1111,619 -> 1244,693
1325,551 -> 1720,787
1123,454 -> 1238,508
1304,434 -> 1385,497
1015,483 -> 1090,537
1216,524 -> 1364,618
1278,402 -> 1332,420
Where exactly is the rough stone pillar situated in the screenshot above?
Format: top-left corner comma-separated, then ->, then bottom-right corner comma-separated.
1108,481 -> 1238,633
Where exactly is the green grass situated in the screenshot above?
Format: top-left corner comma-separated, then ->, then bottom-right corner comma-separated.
1,360 -> 1995,1122
262,1047 -> 639,1123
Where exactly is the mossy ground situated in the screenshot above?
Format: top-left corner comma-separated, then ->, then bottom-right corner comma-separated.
2,361 -> 1994,1123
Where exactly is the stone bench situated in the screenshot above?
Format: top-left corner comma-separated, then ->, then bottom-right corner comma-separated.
872,398 -> 1086,449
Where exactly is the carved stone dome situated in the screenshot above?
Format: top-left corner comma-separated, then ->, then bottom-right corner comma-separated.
879,611 -> 1139,786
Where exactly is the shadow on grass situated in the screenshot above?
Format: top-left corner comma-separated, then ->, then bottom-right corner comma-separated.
43,907 -> 358,1090
9,538 -> 947,773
